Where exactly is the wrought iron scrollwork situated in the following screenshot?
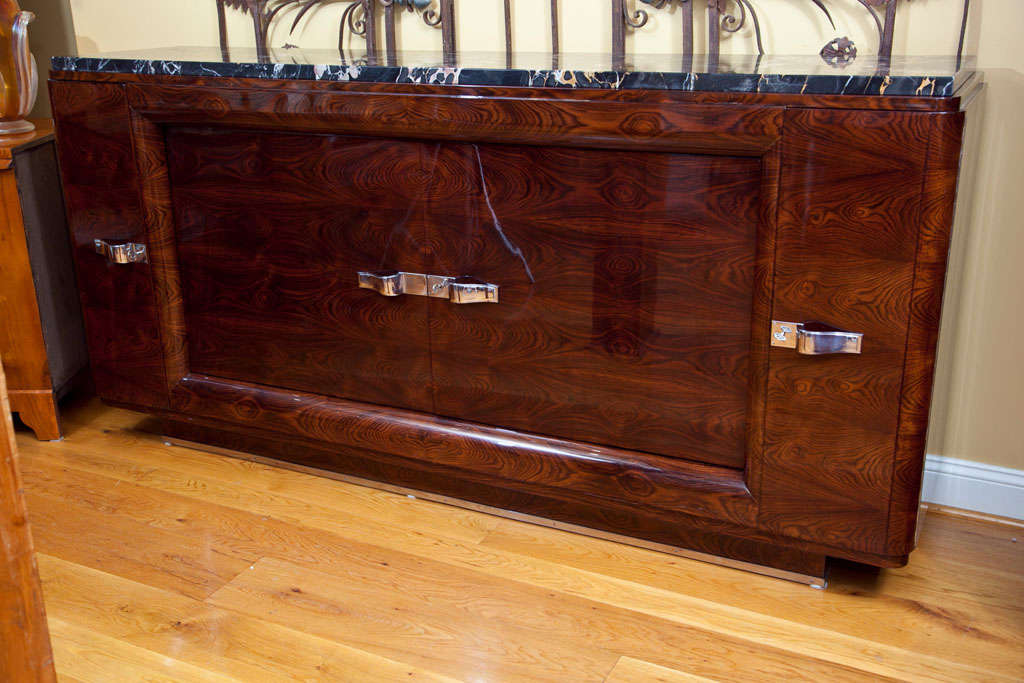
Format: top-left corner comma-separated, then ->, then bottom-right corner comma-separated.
717,0 -> 764,56
623,2 -> 650,29
214,0 -> 965,76
422,8 -> 442,26
339,1 -> 368,38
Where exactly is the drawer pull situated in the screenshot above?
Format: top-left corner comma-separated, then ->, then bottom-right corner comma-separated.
771,320 -> 863,355
448,277 -> 500,304
358,271 -> 499,304
358,270 -> 404,296
94,239 -> 148,264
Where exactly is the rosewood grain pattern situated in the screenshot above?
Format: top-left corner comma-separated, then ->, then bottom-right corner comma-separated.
48,72 -> 971,574
171,374 -> 757,527
427,143 -> 764,468
159,416 -> 837,576
128,114 -> 189,394
743,142 -> 782,502
886,110 -> 967,555
48,81 -> 169,410
165,128 -> 435,413
760,109 -> 933,554
124,83 -> 783,156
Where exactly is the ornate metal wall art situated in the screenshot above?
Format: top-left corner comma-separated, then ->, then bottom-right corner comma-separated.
820,36 -> 857,66
216,0 -> 972,69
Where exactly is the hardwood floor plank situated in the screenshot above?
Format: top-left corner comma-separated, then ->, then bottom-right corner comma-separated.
37,553 -> 459,682
208,557 -> 883,682
23,456 -> 882,681
481,517 -> 1024,673
20,415 -> 497,544
20,446 -> 975,681
23,489 -> 254,600
604,657 -> 718,683
11,402 -> 1024,683
48,617 -> 238,683
215,558 -> 609,682
912,512 -> 1024,574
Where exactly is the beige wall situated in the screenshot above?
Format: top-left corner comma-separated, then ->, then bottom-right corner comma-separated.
926,0 -> 1024,470
61,0 -> 968,57
32,1 -> 1024,468
21,0 -> 76,117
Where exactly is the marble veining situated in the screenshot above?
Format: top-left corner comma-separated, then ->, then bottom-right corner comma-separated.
52,48 -> 977,97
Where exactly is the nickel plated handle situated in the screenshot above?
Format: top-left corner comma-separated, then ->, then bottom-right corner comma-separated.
94,239 -> 148,264
448,276 -> 500,304
771,320 -> 863,355
358,271 -> 499,304
358,270 -> 404,296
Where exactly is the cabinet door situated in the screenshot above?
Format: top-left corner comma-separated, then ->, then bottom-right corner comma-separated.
50,81 -> 170,409
759,109 -> 936,554
427,143 -> 769,470
164,127 -> 434,413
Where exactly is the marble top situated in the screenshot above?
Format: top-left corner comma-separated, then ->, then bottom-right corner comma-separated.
52,47 -> 977,97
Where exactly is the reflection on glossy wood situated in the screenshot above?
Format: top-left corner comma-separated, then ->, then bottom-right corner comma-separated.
428,144 -> 764,468
49,75 -> 970,576
166,127 -> 435,413
169,375 -> 757,527
761,108 -> 935,555
48,81 -> 169,410
14,400 -> 1024,682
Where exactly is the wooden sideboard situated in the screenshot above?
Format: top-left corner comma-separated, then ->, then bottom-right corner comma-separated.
48,67 -> 979,582
0,122 -> 88,440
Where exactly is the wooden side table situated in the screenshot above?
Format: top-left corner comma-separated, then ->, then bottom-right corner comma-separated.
0,120 -> 87,440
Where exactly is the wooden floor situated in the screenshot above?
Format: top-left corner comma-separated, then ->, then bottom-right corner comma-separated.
13,398 -> 1024,682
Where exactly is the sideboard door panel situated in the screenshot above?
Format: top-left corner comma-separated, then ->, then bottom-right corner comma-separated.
759,109 -> 932,553
165,127 -> 435,413
49,81 -> 170,409
427,143 -> 765,469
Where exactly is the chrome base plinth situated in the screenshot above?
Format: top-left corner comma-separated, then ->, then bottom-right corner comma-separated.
0,119 -> 35,136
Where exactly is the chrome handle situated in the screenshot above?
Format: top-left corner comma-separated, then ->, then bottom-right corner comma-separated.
771,320 -> 863,355
94,239 -> 148,264
358,270 -> 403,296
358,271 -> 498,304
448,276 -> 499,304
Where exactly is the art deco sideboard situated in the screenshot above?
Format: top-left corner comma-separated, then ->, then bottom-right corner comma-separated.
48,49 -> 980,582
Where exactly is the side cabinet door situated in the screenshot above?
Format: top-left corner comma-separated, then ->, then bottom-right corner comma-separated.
760,109 -> 940,556
50,81 -> 170,409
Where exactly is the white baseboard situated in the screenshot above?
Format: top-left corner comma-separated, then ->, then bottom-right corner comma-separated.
922,454 -> 1024,521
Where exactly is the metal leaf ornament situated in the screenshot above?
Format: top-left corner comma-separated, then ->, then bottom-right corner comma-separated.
223,0 -> 268,16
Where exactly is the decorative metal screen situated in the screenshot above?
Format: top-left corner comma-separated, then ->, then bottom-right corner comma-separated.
217,0 -> 971,68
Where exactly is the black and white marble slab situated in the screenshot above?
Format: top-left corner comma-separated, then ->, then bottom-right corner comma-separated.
52,47 -> 977,97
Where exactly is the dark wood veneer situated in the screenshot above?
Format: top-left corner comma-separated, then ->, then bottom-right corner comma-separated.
49,73 -> 970,579
49,82 -> 169,410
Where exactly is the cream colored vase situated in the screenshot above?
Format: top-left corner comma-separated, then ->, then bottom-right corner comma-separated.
0,0 -> 36,135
